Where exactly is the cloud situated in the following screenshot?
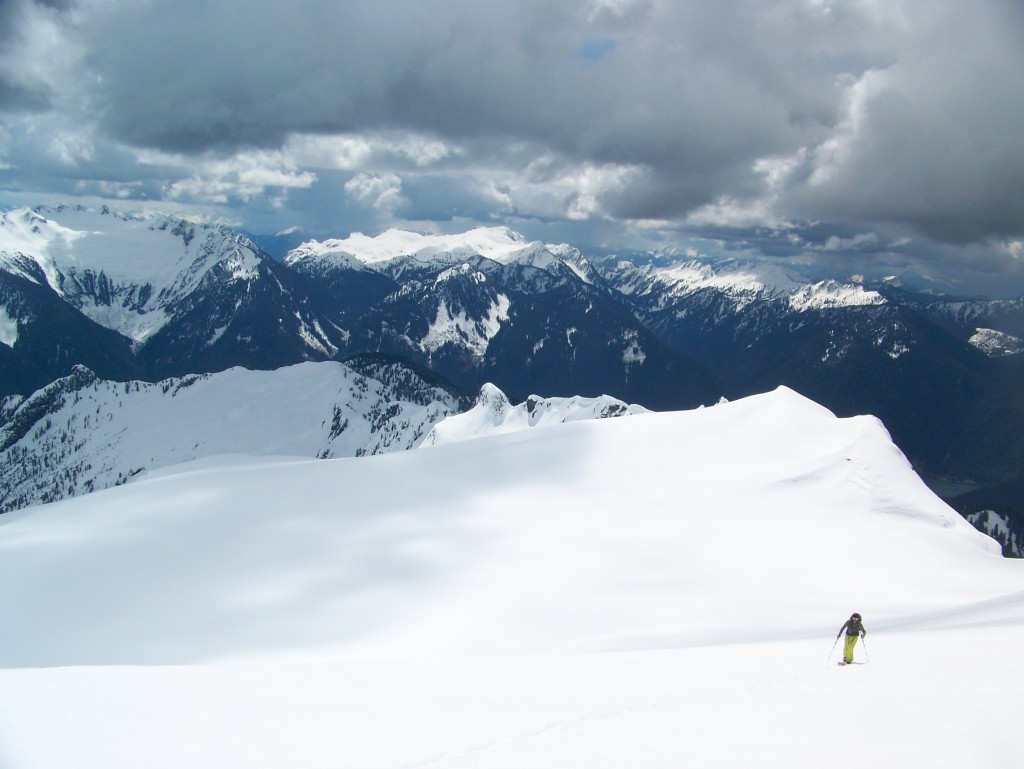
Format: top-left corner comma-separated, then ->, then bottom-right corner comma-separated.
0,78 -> 51,113
1,0 -> 1023,293
782,2 -> 1024,244
50,1 -> 842,169
285,132 -> 457,171
344,172 -> 407,215
0,1 -> 82,113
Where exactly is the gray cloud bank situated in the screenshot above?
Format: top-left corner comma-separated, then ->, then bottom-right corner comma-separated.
1,0 -> 1023,294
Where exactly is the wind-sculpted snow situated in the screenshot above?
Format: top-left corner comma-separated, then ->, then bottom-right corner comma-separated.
0,386 -> 1022,768
0,361 -> 465,513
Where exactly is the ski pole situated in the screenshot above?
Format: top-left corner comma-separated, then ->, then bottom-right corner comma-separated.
826,635 -> 840,664
862,636 -> 869,663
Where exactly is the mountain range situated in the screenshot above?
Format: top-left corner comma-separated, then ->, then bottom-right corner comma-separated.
2,204 -> 1022,542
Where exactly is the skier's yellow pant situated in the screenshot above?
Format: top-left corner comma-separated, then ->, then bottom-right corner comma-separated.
843,633 -> 860,662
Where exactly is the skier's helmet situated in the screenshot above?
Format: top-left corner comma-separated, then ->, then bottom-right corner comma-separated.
851,613 -> 862,621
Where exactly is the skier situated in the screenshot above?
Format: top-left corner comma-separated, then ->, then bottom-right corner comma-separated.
836,612 -> 866,664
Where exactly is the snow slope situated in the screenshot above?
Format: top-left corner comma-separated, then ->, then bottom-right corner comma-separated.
0,387 -> 1021,768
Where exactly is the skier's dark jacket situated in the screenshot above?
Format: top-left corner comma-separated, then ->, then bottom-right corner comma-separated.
838,618 -> 866,638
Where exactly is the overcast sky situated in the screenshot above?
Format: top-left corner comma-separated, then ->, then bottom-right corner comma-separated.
1,0 -> 1022,294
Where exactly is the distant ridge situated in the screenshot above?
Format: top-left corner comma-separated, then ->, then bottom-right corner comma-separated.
3,203 -> 1024,519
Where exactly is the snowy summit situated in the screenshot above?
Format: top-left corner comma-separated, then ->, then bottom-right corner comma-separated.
0,205 -> 265,345
288,226 -> 538,266
0,386 -> 1021,768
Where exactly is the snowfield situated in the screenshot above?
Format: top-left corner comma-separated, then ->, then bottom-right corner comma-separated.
0,386 -> 1021,768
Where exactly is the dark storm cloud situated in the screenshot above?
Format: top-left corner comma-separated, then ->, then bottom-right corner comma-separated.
0,0 -> 54,111
783,1 -> 1024,245
80,1 -> 840,187
74,0 -> 1023,239
2,0 -> 1023,293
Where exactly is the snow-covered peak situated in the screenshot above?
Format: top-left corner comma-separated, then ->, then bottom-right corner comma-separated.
421,383 -> 649,447
788,280 -> 887,312
0,205 -> 267,343
619,257 -> 887,312
283,240 -> 366,271
2,204 -> 253,284
0,207 -> 86,286
287,226 -> 556,268
352,226 -> 532,263
650,259 -> 804,300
